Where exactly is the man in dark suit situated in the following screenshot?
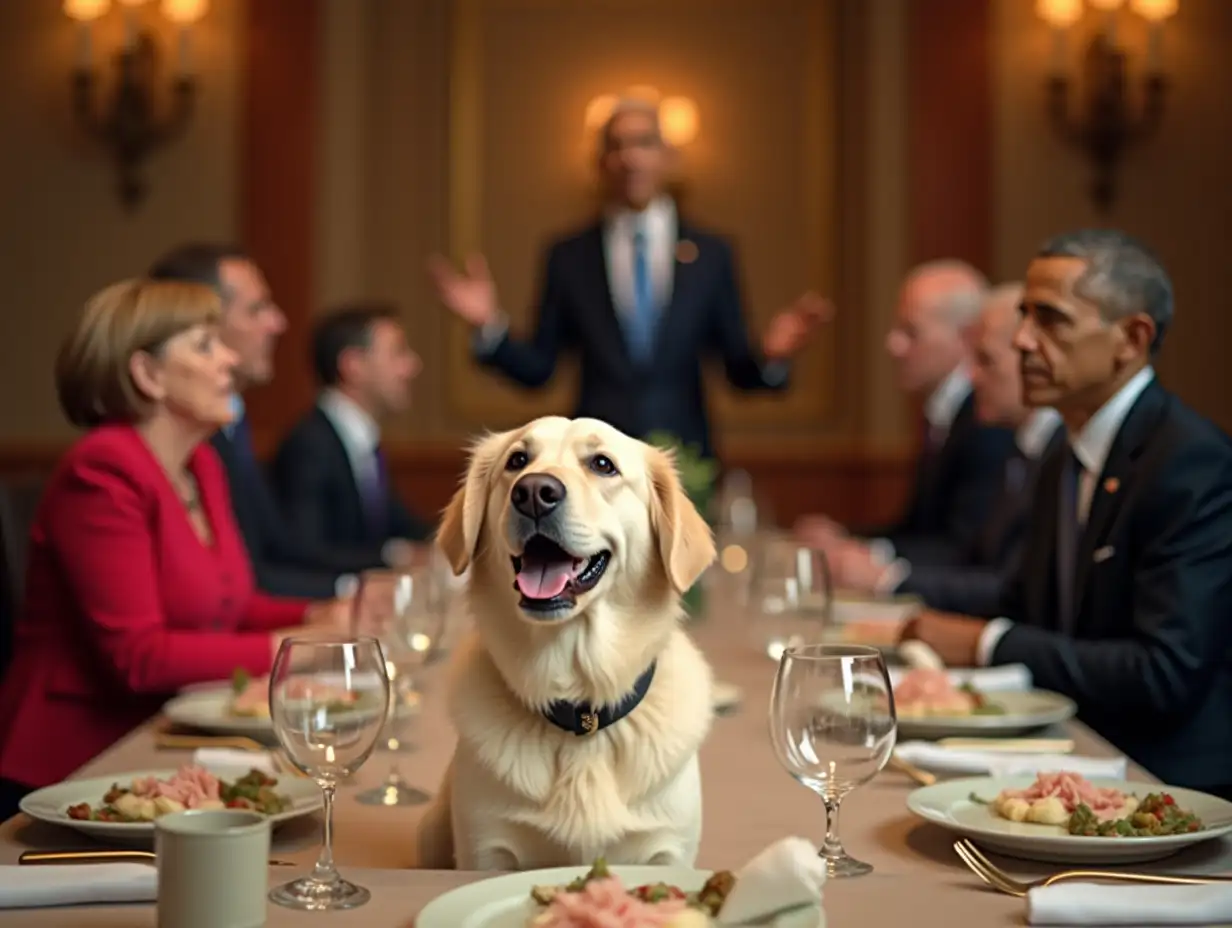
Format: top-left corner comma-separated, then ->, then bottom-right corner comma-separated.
427,97 -> 828,458
829,283 -> 1063,616
273,304 -> 432,563
902,229 -> 1232,794
797,261 -> 1018,566
149,244 -> 381,599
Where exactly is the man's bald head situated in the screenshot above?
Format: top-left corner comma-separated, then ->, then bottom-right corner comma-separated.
886,260 -> 989,395
969,282 -> 1030,428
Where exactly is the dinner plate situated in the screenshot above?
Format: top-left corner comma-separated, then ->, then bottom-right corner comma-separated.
163,686 -> 277,739
19,766 -> 323,845
416,865 -> 822,928
906,775 -> 1232,864
896,689 -> 1077,740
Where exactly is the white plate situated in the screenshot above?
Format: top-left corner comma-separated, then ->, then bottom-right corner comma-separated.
831,594 -> 920,627
416,865 -> 822,928
896,690 -> 1076,740
906,775 -> 1232,864
163,687 -> 276,740
20,766 -> 323,845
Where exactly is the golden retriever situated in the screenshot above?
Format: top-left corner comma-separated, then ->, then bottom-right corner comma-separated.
416,416 -> 716,870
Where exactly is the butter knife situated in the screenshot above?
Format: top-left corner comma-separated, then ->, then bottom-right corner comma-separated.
937,737 -> 1075,753
19,850 -> 296,867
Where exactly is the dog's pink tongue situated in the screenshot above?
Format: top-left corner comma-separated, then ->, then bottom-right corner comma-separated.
516,563 -> 572,599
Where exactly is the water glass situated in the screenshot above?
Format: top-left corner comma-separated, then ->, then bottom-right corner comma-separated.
268,636 -> 389,911
769,644 -> 897,878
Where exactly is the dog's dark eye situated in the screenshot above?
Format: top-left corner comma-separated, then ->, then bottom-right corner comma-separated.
505,449 -> 529,472
589,454 -> 619,476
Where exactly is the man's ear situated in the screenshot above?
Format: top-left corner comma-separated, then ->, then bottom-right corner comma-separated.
648,447 -> 715,594
436,430 -> 512,575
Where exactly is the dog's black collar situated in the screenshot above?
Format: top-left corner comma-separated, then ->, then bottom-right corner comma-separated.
542,663 -> 657,737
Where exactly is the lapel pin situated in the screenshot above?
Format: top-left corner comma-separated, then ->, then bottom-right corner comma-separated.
1103,477 -> 1120,494
675,240 -> 699,264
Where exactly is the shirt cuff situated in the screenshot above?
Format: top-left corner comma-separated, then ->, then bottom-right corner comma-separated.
976,617 -> 1013,667
471,313 -> 509,357
761,360 -> 789,386
867,538 -> 896,567
335,573 -> 359,599
876,558 -> 910,595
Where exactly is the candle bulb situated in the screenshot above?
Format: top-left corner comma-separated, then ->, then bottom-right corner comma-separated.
177,25 -> 192,76
1050,26 -> 1068,76
123,7 -> 137,50
76,21 -> 92,71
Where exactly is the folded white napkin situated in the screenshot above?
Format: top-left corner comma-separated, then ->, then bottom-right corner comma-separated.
888,663 -> 1033,692
0,863 -> 156,909
192,747 -> 277,775
716,836 -> 826,926
894,741 -> 1127,778
1027,882 -> 1232,926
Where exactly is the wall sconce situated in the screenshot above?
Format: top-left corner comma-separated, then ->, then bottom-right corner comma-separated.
584,88 -> 700,148
1037,0 -> 1177,211
63,0 -> 208,211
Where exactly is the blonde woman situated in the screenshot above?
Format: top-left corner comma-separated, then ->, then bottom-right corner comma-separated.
0,279 -> 347,807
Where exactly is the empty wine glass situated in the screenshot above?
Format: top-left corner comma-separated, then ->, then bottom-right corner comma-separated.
268,636 -> 389,911
769,644 -> 897,878
353,569 -> 441,806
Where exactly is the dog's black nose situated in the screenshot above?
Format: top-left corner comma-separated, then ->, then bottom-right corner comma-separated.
511,473 -> 566,520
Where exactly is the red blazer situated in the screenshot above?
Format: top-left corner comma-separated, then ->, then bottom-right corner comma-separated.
0,424 -> 308,788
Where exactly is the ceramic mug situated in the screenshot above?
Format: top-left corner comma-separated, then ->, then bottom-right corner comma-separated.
155,808 -> 270,928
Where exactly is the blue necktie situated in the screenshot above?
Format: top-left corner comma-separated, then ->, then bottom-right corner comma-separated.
1056,449 -> 1083,633
626,229 -> 657,363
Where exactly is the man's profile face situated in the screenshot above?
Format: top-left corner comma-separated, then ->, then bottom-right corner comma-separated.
969,312 -> 1026,427
599,109 -> 668,210
884,275 -> 967,396
217,258 -> 286,389
345,319 -> 420,417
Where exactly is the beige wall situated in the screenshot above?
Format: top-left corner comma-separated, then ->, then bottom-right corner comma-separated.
1,0 -> 1228,446
0,0 -> 244,440
994,0 -> 1232,431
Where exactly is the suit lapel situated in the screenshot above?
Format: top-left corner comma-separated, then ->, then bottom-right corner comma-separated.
580,225 -> 634,371
652,220 -> 704,357
1030,442 -> 1067,629
1071,382 -> 1168,615
314,408 -> 366,524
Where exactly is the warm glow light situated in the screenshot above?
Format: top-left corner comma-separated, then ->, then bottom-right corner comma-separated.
1130,0 -> 1178,22
624,84 -> 661,104
116,0 -> 148,6
1035,0 -> 1082,27
583,94 -> 618,132
63,0 -> 110,21
659,95 -> 699,147
1087,0 -> 1125,9
161,0 -> 208,24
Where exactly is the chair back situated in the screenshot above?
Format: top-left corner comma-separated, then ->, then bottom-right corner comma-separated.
0,479 -> 45,677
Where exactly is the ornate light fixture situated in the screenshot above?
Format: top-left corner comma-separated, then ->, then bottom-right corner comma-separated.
63,0 -> 209,210
584,87 -> 700,148
1036,0 -> 1178,211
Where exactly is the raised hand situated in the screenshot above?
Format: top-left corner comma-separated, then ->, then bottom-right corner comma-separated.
427,253 -> 499,328
761,291 -> 833,361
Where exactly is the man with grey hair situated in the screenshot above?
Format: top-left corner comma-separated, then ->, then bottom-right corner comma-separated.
427,97 -> 828,458
797,260 -> 1017,566
902,229 -> 1232,795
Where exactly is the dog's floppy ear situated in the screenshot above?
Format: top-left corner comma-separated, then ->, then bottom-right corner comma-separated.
436,430 -> 512,575
648,447 -> 716,594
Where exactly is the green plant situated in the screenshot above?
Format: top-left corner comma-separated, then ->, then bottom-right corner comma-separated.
644,431 -> 718,500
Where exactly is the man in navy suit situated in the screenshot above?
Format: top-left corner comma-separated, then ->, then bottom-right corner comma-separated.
902,230 -> 1232,793
797,261 -> 1018,567
273,304 -> 432,563
830,283 -> 1062,615
427,97 -> 828,458
149,244 -> 381,599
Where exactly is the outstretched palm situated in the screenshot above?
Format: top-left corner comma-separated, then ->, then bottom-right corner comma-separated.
427,254 -> 498,327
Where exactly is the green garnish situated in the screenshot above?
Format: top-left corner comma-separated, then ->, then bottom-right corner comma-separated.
231,667 -> 250,695
969,792 -> 990,804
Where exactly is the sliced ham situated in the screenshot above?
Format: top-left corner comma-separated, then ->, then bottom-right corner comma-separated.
893,669 -> 976,715
130,765 -> 222,809
533,877 -> 688,927
997,771 -> 1130,822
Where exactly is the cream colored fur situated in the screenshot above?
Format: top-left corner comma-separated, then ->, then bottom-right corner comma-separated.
416,416 -> 717,871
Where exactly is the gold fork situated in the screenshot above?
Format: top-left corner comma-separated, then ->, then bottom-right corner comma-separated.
953,839 -> 1232,897
889,753 -> 937,786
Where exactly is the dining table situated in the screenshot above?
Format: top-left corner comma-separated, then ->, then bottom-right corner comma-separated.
1,602 -> 1229,927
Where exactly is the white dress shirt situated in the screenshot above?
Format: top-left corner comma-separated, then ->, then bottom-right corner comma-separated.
975,367 -> 1156,665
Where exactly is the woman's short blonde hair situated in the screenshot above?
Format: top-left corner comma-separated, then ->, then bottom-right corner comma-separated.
55,278 -> 222,428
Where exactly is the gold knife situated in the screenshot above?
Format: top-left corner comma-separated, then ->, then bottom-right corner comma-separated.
937,737 -> 1075,753
19,850 -> 296,866
155,734 -> 266,751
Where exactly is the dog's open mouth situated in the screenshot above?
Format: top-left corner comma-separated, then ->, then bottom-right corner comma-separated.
510,535 -> 611,616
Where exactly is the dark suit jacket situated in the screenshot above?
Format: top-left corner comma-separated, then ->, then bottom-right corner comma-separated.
992,381 -> 1232,790
211,431 -> 379,600
479,218 -> 786,458
898,424 -> 1065,617
272,407 -> 431,563
862,391 -> 1017,565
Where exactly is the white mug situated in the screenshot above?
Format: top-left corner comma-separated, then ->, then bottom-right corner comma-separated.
156,809 -> 270,928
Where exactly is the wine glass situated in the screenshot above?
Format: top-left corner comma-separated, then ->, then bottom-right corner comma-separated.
268,636 -> 390,911
769,644 -> 897,878
353,569 -> 441,806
